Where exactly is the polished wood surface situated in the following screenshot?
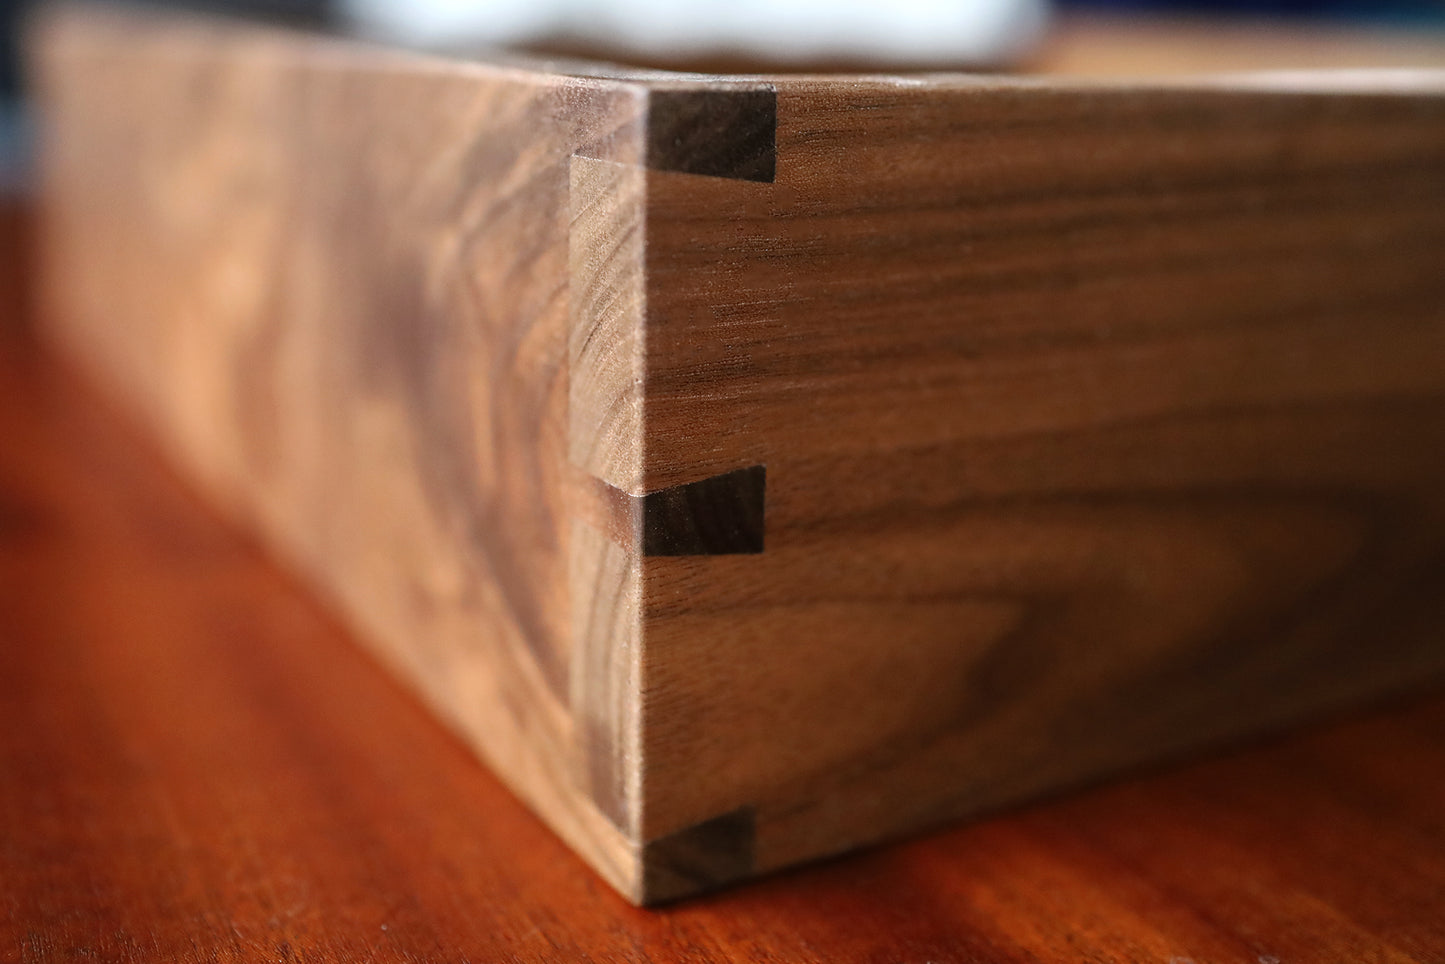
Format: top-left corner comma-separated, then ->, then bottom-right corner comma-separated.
34,6 -> 1445,901
637,75 -> 1445,892
34,4 -> 651,898
2,323 -> 1445,959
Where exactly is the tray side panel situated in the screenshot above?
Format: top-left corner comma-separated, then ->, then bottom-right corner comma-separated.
637,80 -> 1445,886
33,7 -> 650,897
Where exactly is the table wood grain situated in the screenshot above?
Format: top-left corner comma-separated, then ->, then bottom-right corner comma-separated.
2,289 -> 1444,961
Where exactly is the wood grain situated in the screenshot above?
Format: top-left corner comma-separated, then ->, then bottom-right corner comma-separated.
3,322 -> 1445,960
35,4 -> 654,899
635,80 -> 1445,885
32,4 -> 1445,902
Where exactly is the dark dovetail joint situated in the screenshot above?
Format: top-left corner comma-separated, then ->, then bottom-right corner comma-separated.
642,465 -> 765,556
646,87 -> 777,182
641,807 -> 756,904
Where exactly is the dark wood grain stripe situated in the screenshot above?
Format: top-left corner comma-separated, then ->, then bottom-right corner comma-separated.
646,88 -> 776,182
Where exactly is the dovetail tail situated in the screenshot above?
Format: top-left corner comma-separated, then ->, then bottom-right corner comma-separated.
641,807 -> 756,904
643,465 -> 766,556
646,88 -> 777,182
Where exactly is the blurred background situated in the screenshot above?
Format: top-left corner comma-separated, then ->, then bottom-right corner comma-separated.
0,0 -> 1442,321
1,0 -> 1444,194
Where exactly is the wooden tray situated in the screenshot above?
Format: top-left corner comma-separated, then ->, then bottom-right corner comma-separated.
32,4 -> 1445,903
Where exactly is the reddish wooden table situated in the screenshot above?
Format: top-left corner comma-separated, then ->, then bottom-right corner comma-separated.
2,205 -> 1444,962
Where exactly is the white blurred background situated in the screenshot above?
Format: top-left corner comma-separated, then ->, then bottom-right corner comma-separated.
343,0 -> 1052,67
